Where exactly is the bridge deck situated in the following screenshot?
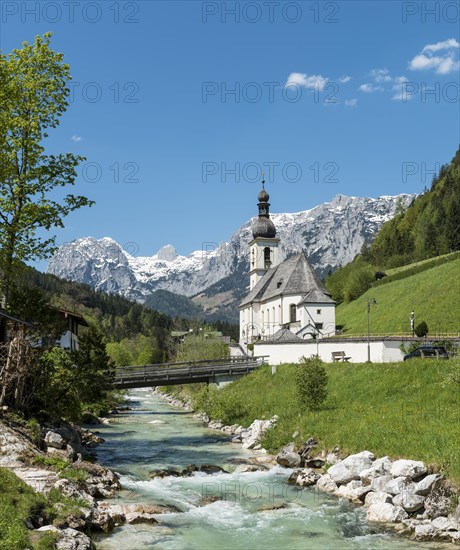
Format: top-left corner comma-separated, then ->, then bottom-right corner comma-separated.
113,356 -> 268,389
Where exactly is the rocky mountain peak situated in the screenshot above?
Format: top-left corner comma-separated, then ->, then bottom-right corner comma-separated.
157,245 -> 178,262
46,193 -> 417,320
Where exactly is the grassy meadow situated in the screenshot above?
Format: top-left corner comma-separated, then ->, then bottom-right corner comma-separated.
336,259 -> 460,335
179,359 -> 460,484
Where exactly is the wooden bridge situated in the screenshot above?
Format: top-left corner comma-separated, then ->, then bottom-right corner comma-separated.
113,356 -> 268,389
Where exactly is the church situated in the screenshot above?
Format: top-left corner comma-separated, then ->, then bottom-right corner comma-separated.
239,181 -> 336,346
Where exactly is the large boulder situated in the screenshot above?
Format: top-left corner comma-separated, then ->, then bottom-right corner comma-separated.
327,451 -> 375,484
341,480 -> 373,504
294,468 -> 321,487
431,516 -> 457,531
364,491 -> 393,507
55,527 -> 94,550
414,474 -> 442,496
45,431 -> 65,450
370,475 -> 393,493
424,484 -> 454,519
359,457 -> 392,484
390,459 -> 427,479
393,491 -> 425,512
276,443 -> 301,468
125,512 -> 158,525
414,523 -> 436,539
366,502 -> 408,523
384,476 -> 415,496
316,474 -> 338,494
448,504 -> 460,531
53,479 -> 95,507
0,424 -> 36,467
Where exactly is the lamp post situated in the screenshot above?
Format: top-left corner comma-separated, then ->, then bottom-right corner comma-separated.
367,298 -> 377,363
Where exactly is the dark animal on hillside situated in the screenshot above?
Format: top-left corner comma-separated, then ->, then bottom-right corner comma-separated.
375,271 -> 387,280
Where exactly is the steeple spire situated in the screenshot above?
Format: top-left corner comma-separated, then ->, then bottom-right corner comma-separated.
253,177 -> 276,238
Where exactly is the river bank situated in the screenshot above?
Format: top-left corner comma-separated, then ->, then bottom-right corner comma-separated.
0,408 -> 126,549
85,388 -> 456,549
155,387 -> 460,547
2,386 -> 458,549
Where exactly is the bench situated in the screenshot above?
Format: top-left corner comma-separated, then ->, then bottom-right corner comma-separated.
331,351 -> 351,362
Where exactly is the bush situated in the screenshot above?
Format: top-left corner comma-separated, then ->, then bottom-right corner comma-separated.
415,321 -> 429,337
295,356 -> 328,411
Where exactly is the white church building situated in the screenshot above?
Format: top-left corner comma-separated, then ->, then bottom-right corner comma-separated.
238,181 -> 415,364
239,182 -> 336,346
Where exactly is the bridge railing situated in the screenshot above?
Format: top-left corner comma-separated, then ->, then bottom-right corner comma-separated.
114,356 -> 269,385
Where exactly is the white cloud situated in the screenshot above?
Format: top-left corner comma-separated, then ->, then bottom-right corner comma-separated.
409,39 -> 460,74
359,83 -> 383,93
344,98 -> 357,106
71,135 -> 83,142
422,38 -> 459,53
371,68 -> 392,82
338,75 -> 351,83
391,76 -> 412,101
285,72 -> 328,90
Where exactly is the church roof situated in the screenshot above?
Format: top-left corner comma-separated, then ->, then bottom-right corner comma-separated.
240,251 -> 334,308
268,328 -> 304,343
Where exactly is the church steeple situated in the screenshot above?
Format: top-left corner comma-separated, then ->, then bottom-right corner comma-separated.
249,177 -> 280,290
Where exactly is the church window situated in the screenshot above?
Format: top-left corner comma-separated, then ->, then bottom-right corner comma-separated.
290,304 -> 297,323
264,247 -> 271,269
317,309 -> 322,315
315,323 -> 323,330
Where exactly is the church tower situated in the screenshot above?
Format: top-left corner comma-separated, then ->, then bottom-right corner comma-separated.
249,178 -> 280,290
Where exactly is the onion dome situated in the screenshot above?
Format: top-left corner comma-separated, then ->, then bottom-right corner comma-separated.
258,187 -> 269,203
252,216 -> 276,239
252,178 -> 277,239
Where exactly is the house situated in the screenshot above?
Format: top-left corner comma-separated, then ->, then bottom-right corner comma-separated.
239,180 -> 336,346
0,310 -> 35,343
56,309 -> 88,351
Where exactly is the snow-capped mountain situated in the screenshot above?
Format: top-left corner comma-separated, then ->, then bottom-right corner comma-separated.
47,194 -> 416,319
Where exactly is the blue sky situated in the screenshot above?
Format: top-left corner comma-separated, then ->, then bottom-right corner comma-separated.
1,1 -> 459,265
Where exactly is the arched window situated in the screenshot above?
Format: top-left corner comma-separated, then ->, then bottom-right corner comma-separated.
264,247 -> 271,269
290,304 -> 297,323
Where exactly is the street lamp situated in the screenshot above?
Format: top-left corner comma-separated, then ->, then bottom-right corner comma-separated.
367,298 -> 377,363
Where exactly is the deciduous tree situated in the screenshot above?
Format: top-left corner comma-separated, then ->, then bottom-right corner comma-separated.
0,33 -> 93,306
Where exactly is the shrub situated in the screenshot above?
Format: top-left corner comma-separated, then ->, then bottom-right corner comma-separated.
295,356 -> 328,411
415,321 -> 429,337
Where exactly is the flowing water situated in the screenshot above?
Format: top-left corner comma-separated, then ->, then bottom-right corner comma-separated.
93,389 -> 448,549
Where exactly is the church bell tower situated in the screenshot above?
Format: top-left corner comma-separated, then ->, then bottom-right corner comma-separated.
249,178 -> 280,290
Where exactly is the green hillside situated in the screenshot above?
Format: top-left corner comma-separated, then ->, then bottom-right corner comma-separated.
145,289 -> 207,320
168,359 -> 460,482
384,250 -> 458,277
326,151 -> 460,305
336,258 -> 460,335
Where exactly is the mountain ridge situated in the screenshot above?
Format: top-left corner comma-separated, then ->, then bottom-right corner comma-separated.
47,193 -> 416,322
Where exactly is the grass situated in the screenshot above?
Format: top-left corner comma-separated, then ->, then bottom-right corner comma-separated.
336,258 -> 460,335
178,358 -> 460,484
0,468 -> 54,550
31,456 -> 89,483
385,251 -> 458,276
0,465 -> 91,550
